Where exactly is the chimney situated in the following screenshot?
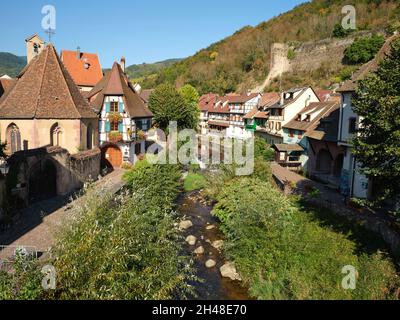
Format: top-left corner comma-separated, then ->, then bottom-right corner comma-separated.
76,46 -> 81,60
305,95 -> 311,107
120,56 -> 126,73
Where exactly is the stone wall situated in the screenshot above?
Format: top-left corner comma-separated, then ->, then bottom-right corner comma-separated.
4,146 -> 101,207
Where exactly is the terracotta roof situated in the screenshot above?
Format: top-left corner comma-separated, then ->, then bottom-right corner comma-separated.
61,50 -> 103,87
227,93 -> 259,104
338,34 -> 400,92
199,93 -> 218,112
0,78 -> 15,98
284,101 -> 339,132
208,120 -> 230,127
260,92 -> 280,107
315,89 -> 332,102
87,62 -> 153,119
274,144 -> 304,152
0,44 -> 97,119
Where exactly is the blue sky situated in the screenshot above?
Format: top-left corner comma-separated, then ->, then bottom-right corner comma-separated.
0,0 -> 306,68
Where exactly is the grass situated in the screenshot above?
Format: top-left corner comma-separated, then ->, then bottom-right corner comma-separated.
184,173 -> 207,192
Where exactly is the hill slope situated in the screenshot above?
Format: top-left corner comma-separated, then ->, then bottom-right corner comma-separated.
126,58 -> 182,80
137,0 -> 400,94
0,53 -> 26,77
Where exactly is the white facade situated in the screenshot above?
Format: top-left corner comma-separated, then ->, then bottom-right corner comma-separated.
226,95 -> 261,139
266,87 -> 319,138
338,92 -> 369,199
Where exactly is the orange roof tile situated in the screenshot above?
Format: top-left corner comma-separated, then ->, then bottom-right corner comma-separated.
61,50 -> 103,87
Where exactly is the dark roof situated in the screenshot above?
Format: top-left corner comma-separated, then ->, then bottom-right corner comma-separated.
140,89 -> 155,103
227,93 -> 259,104
87,62 -> 153,119
274,144 -> 304,152
284,101 -> 339,132
338,34 -> 400,92
0,44 -> 97,119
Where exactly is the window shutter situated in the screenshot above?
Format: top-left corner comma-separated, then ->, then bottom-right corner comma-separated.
105,121 -> 110,132
105,101 -> 111,113
118,102 -> 124,113
118,122 -> 123,133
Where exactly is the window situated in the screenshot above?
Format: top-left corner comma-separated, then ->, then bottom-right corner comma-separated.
289,129 -> 295,138
50,123 -> 63,147
276,122 -> 282,131
349,117 -> 357,134
110,121 -> 119,131
6,124 -> 21,154
110,101 -> 119,113
298,132 -> 303,139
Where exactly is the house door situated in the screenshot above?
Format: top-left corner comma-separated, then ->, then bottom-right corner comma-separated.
102,145 -> 122,168
29,159 -> 57,203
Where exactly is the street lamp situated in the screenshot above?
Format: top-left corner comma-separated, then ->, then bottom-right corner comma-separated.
0,157 -> 9,175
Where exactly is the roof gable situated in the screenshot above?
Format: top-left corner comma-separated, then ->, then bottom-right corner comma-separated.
0,44 -> 97,119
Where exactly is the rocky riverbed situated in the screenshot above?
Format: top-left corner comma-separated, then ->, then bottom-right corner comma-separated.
177,191 -> 250,300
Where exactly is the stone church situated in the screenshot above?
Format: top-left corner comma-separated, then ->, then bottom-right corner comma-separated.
0,41 -> 99,155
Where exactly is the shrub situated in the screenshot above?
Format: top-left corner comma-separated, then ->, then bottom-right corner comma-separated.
47,162 -> 192,300
344,35 -> 385,64
287,49 -> 296,60
211,177 -> 399,300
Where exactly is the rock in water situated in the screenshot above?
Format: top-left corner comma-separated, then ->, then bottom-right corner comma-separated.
205,259 -> 216,268
212,240 -> 224,250
179,220 -> 193,230
186,235 -> 197,246
220,262 -> 242,281
194,246 -> 205,255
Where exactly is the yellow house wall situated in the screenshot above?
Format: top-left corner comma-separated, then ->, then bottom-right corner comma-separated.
0,118 -> 98,155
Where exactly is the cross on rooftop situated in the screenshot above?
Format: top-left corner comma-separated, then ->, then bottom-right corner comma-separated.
45,28 -> 56,43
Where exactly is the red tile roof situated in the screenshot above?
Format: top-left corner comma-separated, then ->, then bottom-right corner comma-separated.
0,78 -> 15,98
87,62 -> 153,119
0,44 -> 97,119
61,50 -> 103,87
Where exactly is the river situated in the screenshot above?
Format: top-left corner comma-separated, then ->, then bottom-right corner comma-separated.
177,191 -> 251,300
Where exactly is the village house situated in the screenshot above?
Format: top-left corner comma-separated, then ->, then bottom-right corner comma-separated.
199,93 -> 216,135
277,97 -> 343,178
246,87 -> 320,145
61,48 -> 103,92
226,93 -> 261,139
337,34 -> 400,199
86,60 -> 153,168
0,43 -> 99,155
244,92 -> 280,137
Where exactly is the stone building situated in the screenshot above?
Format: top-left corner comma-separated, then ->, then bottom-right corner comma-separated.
0,44 -> 99,155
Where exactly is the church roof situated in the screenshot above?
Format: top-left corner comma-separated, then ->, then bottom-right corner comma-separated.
87,62 -> 153,119
0,44 -> 97,119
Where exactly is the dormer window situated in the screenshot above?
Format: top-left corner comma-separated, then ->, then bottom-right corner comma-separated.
296,114 -> 302,121
305,115 -> 311,122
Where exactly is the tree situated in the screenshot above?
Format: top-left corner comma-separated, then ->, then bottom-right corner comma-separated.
148,84 -> 194,131
179,84 -> 200,130
352,38 -> 400,206
344,35 -> 385,64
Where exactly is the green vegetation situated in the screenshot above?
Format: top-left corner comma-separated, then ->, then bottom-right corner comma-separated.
344,34 -> 386,64
126,58 -> 182,80
136,0 -> 399,94
352,38 -> 400,208
254,137 -> 274,161
0,52 -> 26,77
148,83 -> 199,131
206,160 -> 399,300
0,161 -> 194,300
287,48 -> 296,60
184,173 -> 207,192
332,23 -> 354,38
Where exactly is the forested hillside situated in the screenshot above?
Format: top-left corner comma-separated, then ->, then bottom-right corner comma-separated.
136,0 -> 400,94
0,53 -> 26,77
126,58 -> 182,82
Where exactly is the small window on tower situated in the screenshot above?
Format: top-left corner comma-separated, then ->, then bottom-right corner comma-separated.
110,101 -> 119,113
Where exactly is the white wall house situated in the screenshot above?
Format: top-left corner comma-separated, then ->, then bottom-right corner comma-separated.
226,93 -> 261,139
337,91 -> 369,199
262,87 -> 320,144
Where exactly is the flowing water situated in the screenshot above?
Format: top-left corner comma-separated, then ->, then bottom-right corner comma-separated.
177,191 -> 251,300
